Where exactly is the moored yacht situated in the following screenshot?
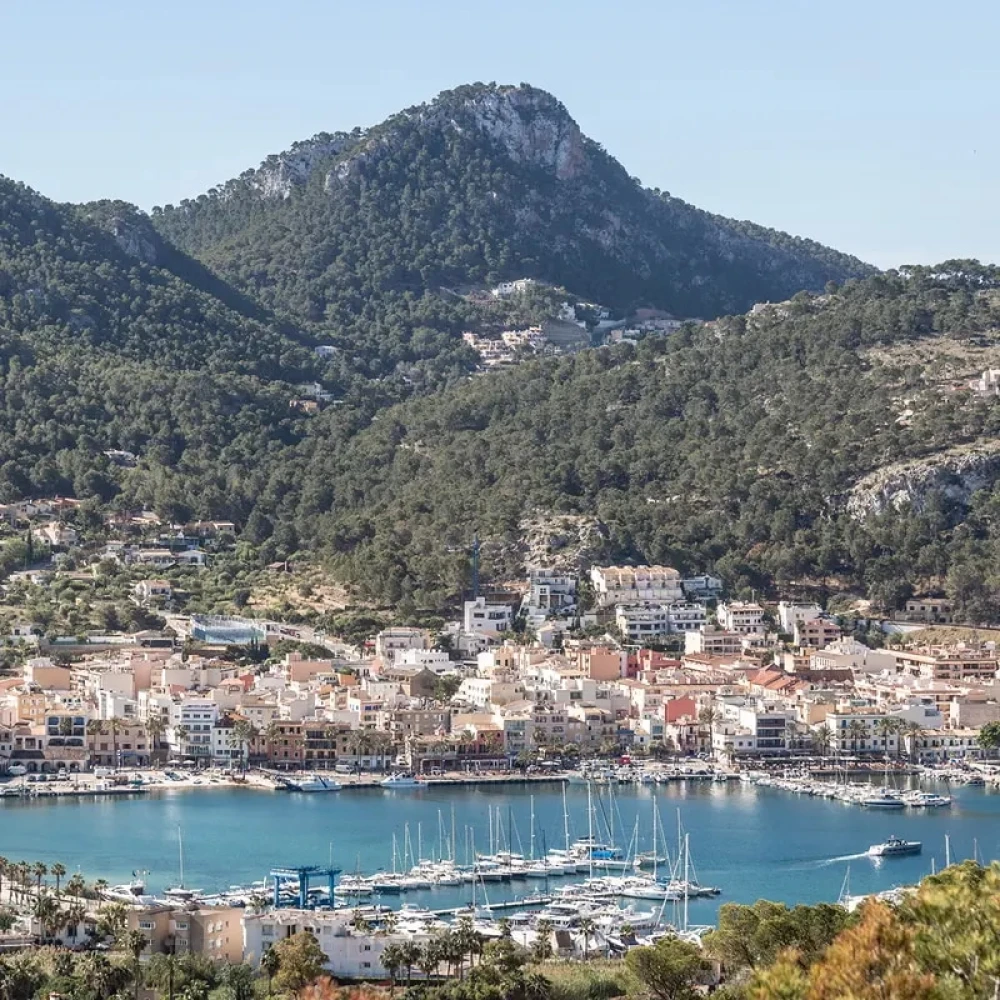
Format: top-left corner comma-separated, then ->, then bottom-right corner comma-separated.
288,774 -> 342,792
381,774 -> 428,789
861,791 -> 905,809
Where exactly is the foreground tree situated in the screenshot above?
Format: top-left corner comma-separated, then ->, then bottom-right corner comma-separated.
752,901 -> 936,1000
273,931 -> 327,995
626,936 -> 711,1000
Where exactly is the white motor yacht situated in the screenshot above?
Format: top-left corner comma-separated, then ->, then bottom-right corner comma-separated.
381,774 -> 428,789
868,835 -> 921,857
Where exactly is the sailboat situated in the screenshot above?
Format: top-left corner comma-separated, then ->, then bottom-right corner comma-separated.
163,826 -> 203,902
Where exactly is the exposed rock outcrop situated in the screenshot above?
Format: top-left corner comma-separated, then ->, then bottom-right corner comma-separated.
846,444 -> 1000,518
108,215 -> 159,265
515,512 -> 611,573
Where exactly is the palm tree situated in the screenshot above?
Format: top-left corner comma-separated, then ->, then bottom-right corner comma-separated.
903,721 -> 923,763
107,717 -> 122,769
417,940 -> 442,981
578,916 -> 596,959
263,721 -> 282,765
231,719 -> 255,773
848,719 -> 866,756
397,941 -> 420,987
532,919 -> 554,962
123,929 -> 148,1000
173,725 -> 190,759
66,873 -> 86,898
260,946 -> 280,996
32,862 -> 47,897
381,942 -> 405,995
87,719 -> 106,765
146,716 -> 166,761
33,891 -> 63,940
65,901 -> 87,941
876,717 -> 898,760
0,856 -> 7,903
80,952 -> 116,1000
50,862 -> 66,897
698,706 -> 719,752
811,725 -> 832,759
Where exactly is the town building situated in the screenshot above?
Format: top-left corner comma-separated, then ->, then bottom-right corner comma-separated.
716,602 -> 766,635
590,565 -> 684,607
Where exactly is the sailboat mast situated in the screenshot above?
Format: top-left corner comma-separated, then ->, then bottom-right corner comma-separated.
945,833 -> 951,868
178,826 -> 184,887
683,832 -> 690,932
652,800 -> 658,880
587,780 -> 594,879
563,782 -> 570,852
451,804 -> 457,863
530,795 -> 536,861
418,822 -> 422,864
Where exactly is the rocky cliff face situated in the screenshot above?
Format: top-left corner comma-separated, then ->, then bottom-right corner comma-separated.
846,444 -> 1000,517
251,133 -> 358,199
107,215 -> 160,264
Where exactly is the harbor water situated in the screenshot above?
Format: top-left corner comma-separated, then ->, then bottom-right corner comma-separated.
1,779 -> 997,922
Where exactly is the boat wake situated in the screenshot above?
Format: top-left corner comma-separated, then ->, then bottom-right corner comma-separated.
789,852 -> 868,869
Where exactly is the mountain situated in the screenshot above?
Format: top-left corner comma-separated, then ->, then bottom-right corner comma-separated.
10,85 -> 998,621
153,83 -> 874,375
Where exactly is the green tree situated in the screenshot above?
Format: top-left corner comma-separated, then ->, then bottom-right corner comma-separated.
626,936 -> 711,1000
272,931 -> 327,995
259,948 -> 280,996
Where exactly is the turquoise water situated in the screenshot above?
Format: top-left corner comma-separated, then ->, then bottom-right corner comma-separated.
1,780 -> 997,922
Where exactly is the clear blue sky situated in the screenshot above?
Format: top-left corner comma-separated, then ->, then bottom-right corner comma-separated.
1,0 -> 996,269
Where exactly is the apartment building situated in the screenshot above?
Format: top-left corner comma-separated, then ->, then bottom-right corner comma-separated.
888,645 -> 999,682
716,602 -> 766,635
823,711 -> 899,755
590,565 -> 684,607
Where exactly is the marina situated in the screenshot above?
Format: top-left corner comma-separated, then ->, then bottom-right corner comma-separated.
1,774 -> 998,925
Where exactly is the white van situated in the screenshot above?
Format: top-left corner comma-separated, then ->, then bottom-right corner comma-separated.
7,764 -> 26,777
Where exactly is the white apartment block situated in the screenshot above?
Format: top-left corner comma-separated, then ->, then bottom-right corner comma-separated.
716,601 -> 766,635
777,601 -> 823,634
823,711 -> 899,755
463,597 -> 513,635
668,603 -> 708,632
395,648 -> 454,674
244,910 -> 432,979
590,565 -> 683,607
685,627 -> 745,656
168,698 -> 219,758
525,568 -> 577,614
615,604 -> 670,642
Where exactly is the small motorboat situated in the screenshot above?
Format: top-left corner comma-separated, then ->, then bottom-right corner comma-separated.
868,835 -> 921,857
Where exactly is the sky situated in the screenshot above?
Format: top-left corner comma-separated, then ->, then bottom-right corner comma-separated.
1,0 -> 996,269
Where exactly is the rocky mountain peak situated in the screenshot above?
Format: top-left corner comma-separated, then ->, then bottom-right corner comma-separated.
426,84 -> 587,180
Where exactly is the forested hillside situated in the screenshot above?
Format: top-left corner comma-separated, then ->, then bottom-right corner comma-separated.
256,264 -> 1000,614
0,177 -> 313,504
153,83 -> 873,380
